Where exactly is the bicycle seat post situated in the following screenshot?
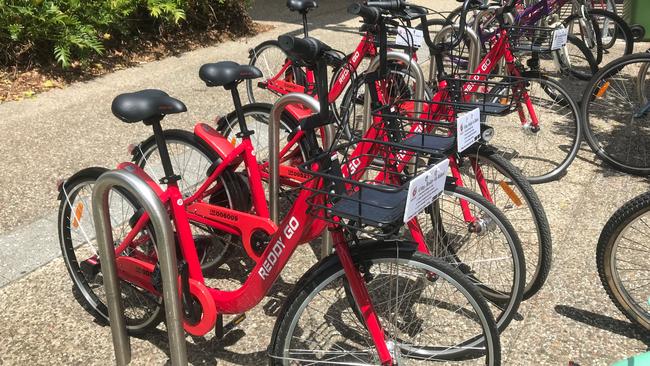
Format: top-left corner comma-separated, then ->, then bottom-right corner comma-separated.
302,12 -> 309,37
226,81 -> 254,138
145,116 -> 181,185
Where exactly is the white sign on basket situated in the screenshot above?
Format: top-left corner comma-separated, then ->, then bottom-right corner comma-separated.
396,26 -> 424,48
551,27 -> 569,50
457,108 -> 481,153
403,158 -> 450,223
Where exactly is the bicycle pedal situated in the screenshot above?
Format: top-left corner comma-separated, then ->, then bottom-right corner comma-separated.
215,313 -> 247,339
458,263 -> 473,275
80,258 -> 100,281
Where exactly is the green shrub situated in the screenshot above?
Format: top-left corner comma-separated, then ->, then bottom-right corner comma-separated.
0,0 -> 252,68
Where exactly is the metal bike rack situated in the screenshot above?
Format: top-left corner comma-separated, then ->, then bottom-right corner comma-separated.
93,169 -> 187,366
362,51 -> 427,132
269,93 -> 335,257
636,62 -> 650,104
428,25 -> 480,83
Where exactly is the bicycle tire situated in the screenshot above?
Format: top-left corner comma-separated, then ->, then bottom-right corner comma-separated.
489,70 -> 582,183
557,34 -> 600,81
133,129 -> 249,269
563,9 -> 633,66
461,145 -> 552,300
270,240 -> 501,364
562,9 -> 603,64
414,18 -> 475,81
58,167 -> 163,334
337,61 -> 430,139
597,191 -> 650,330
581,52 -> 650,175
246,40 -> 307,105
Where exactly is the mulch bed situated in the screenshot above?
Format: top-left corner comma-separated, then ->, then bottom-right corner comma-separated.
0,22 -> 272,103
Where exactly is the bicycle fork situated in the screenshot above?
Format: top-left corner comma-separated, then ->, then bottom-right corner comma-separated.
329,227 -> 395,365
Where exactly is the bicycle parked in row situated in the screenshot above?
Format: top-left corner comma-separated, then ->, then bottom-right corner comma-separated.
53,0 -> 650,364
430,0 -> 634,80
56,1 -> 530,363
233,0 -> 553,299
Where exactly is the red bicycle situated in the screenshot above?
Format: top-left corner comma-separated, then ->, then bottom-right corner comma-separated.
129,29 -> 526,337
57,67 -> 503,364
212,2 -> 550,301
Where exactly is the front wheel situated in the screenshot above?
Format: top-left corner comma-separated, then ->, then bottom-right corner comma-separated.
553,34 -> 599,81
488,71 -> 582,183
270,241 -> 501,364
419,183 -> 526,335
460,145 -> 552,300
597,192 -> 650,330
581,53 -> 650,175
563,9 -> 634,65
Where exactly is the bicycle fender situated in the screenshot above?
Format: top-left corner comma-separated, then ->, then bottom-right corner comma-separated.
116,162 -> 164,197
57,166 -> 108,201
194,123 -> 236,161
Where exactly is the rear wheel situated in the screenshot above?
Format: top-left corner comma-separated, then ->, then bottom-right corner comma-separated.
246,40 -> 306,105
338,61 -> 426,141
216,102 -> 301,167
133,129 -> 249,270
58,167 -> 163,334
415,18 -> 476,83
270,241 -> 501,364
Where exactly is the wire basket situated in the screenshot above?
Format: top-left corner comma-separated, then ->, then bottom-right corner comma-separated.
370,100 -> 459,155
435,73 -> 531,116
504,24 -> 565,53
298,139 -> 446,237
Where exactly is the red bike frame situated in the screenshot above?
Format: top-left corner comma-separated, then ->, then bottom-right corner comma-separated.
110,129 -> 397,363
263,33 -> 377,106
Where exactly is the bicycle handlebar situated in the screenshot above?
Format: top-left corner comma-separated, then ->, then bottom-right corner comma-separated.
277,35 -> 331,127
347,3 -> 381,25
367,0 -> 405,11
278,35 -> 332,65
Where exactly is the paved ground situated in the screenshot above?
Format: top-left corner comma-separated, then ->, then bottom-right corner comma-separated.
0,0 -> 649,365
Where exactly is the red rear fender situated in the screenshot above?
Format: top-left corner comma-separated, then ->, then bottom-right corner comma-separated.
116,162 -> 164,196
194,123 -> 235,161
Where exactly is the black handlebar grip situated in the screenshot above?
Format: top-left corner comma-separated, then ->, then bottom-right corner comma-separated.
278,35 -> 319,61
347,3 -> 380,24
366,0 -> 405,11
278,35 -> 332,64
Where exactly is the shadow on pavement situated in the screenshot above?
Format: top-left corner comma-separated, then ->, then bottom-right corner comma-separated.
555,305 -> 650,346
137,328 -> 268,366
